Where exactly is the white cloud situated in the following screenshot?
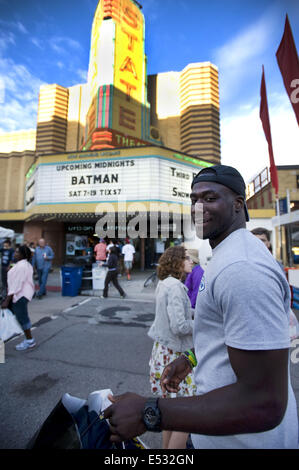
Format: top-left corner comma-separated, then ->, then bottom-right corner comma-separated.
215,7 -> 299,184
31,37 -> 43,49
141,0 -> 159,22
221,93 -> 299,184
0,76 -> 4,103
0,26 -> 45,130
0,31 -> 15,53
76,68 -> 88,82
0,98 -> 38,132
213,12 -> 275,103
49,36 -> 82,55
16,21 -> 28,34
0,55 -> 44,132
0,19 -> 28,36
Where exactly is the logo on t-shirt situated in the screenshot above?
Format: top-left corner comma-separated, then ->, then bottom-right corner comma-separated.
199,276 -> 205,292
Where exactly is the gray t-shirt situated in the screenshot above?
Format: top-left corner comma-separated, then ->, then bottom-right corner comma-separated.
191,228 -> 298,449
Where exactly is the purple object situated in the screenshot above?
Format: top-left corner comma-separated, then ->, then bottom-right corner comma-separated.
185,265 -> 204,308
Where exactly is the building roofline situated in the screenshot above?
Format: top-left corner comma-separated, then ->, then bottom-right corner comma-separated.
277,165 -> 299,170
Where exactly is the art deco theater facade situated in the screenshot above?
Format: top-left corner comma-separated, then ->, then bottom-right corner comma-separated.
0,0 -> 221,267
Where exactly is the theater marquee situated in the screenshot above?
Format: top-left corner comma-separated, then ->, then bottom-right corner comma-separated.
25,154 -> 201,209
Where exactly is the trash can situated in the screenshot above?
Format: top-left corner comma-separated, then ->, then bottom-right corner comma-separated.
61,266 -> 83,296
92,263 -> 107,290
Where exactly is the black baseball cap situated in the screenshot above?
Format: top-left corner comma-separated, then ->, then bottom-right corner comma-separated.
191,165 -> 250,221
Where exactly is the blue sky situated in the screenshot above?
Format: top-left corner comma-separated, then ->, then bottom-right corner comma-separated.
0,0 -> 298,183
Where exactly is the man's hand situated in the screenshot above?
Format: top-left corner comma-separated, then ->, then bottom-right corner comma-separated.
104,392 -> 147,442
160,355 -> 192,394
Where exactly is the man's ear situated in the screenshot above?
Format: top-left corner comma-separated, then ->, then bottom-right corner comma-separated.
234,196 -> 244,214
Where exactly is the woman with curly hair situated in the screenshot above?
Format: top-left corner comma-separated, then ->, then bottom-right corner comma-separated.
147,245 -> 196,449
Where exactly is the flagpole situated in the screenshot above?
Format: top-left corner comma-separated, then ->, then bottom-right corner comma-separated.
275,196 -> 282,262
259,66 -> 280,260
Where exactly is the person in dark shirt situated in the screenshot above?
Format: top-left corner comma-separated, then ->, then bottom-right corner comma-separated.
101,246 -> 126,299
1,240 -> 14,296
184,250 -> 204,309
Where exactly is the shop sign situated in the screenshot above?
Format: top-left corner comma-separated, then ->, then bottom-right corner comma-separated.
67,225 -> 95,232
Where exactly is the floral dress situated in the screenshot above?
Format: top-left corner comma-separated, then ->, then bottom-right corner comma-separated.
149,341 -> 197,398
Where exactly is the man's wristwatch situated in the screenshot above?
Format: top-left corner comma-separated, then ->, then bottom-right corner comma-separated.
143,398 -> 162,432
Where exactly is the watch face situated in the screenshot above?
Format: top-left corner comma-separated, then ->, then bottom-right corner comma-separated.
145,407 -> 157,425
143,400 -> 161,432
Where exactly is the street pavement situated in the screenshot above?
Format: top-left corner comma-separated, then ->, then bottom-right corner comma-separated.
26,267 -> 157,328
0,268 -> 163,449
1,267 -> 299,449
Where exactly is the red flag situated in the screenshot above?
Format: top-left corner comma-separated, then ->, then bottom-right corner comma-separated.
260,66 -> 279,197
276,14 -> 299,125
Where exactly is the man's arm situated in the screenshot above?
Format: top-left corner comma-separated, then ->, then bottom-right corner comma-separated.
161,354 -> 193,393
159,347 -> 288,435
104,347 -> 288,441
46,246 -> 54,260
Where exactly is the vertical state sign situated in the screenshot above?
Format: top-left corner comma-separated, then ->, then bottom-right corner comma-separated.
113,0 -> 145,104
113,0 -> 146,138
87,0 -> 147,141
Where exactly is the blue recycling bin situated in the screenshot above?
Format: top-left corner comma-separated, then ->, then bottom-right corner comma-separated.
61,266 -> 83,296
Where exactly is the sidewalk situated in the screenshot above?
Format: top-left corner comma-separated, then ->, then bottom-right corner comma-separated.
28,267 -> 156,326
44,267 -> 156,298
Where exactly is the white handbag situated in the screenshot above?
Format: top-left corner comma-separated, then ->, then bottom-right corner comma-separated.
0,308 -> 23,341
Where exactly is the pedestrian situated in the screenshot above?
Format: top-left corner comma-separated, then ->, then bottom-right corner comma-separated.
1,244 -> 36,351
28,242 -> 36,266
32,238 -> 54,299
116,239 -> 124,275
183,249 -> 204,309
122,238 -> 135,280
251,227 -> 299,340
101,246 -> 126,299
94,238 -> 107,265
0,239 -> 14,297
28,242 -> 36,254
106,239 -> 115,254
148,245 -> 196,449
104,164 -> 298,449
251,227 -> 285,273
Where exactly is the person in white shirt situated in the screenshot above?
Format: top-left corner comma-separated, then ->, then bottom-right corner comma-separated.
1,245 -> 36,351
121,238 -> 135,281
106,239 -> 115,254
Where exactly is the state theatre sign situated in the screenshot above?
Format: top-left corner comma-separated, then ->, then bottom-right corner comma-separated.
25,155 -> 200,209
84,0 -> 150,151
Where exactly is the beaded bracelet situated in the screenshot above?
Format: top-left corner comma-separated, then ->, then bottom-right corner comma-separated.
182,349 -> 197,368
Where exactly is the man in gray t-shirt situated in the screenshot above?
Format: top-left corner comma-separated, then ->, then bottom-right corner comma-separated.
191,227 -> 297,448
103,164 -> 298,449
